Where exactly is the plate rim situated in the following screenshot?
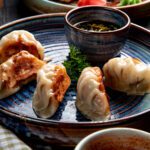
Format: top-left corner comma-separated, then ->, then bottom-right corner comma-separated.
23,0 -> 150,20
0,13 -> 150,127
24,0 -> 150,10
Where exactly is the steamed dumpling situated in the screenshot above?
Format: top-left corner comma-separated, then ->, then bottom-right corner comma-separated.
76,67 -> 110,121
32,64 -> 71,119
103,57 -> 150,95
0,51 -> 45,99
0,30 -> 44,64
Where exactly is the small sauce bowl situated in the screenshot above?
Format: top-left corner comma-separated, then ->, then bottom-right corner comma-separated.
65,6 -> 131,62
75,128 -> 150,150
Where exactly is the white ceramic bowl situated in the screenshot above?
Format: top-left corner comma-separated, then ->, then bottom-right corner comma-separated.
75,128 -> 150,150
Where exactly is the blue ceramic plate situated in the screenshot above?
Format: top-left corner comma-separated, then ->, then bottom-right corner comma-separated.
0,13 -> 149,122
0,14 -> 150,147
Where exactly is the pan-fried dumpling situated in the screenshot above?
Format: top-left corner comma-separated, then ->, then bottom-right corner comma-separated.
103,57 -> 150,95
0,30 -> 44,64
0,51 -> 45,99
32,64 -> 71,119
76,67 -> 110,121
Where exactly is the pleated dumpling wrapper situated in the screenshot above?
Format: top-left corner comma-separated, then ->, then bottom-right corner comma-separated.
0,51 -> 45,99
0,30 -> 44,64
32,64 -> 71,119
103,57 -> 150,95
76,67 -> 110,121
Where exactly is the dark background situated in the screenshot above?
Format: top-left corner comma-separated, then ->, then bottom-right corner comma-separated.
0,0 -> 150,28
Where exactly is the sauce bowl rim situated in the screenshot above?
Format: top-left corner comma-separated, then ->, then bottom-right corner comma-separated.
65,5 -> 131,34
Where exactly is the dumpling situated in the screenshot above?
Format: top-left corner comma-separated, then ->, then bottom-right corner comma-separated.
0,30 -> 44,64
103,57 -> 150,95
76,67 -> 110,121
32,64 -> 71,119
0,51 -> 45,99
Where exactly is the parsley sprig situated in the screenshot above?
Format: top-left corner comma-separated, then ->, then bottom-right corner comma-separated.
63,46 -> 90,81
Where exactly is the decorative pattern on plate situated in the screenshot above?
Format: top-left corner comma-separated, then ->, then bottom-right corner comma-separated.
0,14 -> 150,147
0,16 -> 150,121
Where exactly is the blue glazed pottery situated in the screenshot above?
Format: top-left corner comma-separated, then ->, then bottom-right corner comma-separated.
65,6 -> 131,62
0,14 -> 150,148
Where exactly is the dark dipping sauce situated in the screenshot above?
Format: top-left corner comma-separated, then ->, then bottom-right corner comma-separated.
75,20 -> 120,32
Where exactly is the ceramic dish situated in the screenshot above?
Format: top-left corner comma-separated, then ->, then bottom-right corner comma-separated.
0,14 -> 150,148
65,6 -> 131,62
75,128 -> 150,150
23,0 -> 150,19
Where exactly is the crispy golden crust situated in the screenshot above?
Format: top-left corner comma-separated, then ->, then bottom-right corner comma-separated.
0,30 -> 44,64
0,51 -> 45,99
52,65 -> 71,102
103,57 -> 150,95
32,64 -> 71,118
76,67 -> 110,121
92,67 -> 106,93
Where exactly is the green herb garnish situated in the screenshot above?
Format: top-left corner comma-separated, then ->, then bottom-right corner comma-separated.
76,20 -> 119,32
118,0 -> 141,6
63,46 -> 90,81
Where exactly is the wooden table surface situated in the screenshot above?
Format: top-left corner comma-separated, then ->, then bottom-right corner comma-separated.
0,0 -> 150,149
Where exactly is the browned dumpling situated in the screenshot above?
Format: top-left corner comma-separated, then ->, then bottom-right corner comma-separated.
32,64 -> 71,119
103,57 -> 150,95
0,30 -> 44,64
76,67 -> 110,121
0,51 -> 45,99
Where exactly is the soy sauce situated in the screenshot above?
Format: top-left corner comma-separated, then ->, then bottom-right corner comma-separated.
75,20 -> 119,32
